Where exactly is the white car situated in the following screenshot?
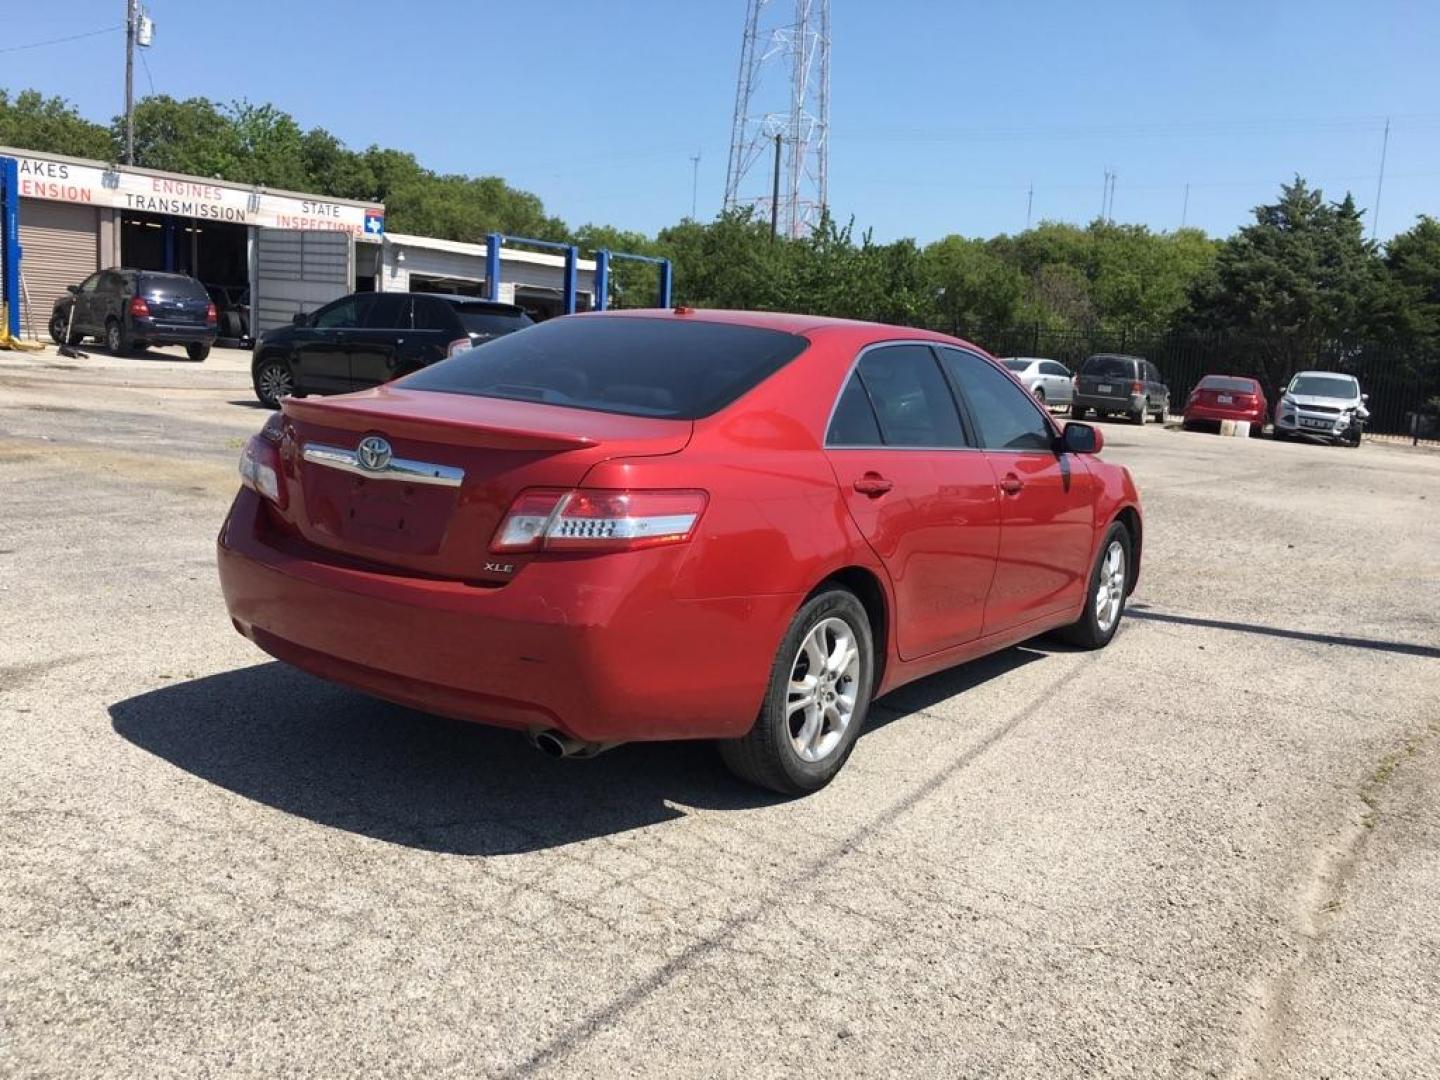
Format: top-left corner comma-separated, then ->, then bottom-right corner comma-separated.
1000,357 -> 1073,408
1273,371 -> 1368,447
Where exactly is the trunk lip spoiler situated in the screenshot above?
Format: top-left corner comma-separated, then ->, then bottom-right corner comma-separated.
281,394 -> 602,452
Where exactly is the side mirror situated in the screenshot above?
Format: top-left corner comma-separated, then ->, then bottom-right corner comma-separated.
1362,393 -> 1369,402
292,312 -> 309,327
1062,422 -> 1103,455
66,284 -> 80,294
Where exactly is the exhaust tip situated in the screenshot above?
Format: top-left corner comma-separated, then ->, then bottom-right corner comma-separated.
533,731 -> 568,759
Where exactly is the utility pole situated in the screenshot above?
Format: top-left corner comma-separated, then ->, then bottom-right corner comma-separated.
770,133 -> 781,241
1100,170 -> 1110,222
1106,172 -> 1117,223
1025,182 -> 1033,230
1181,182 -> 1190,228
689,150 -> 701,220
1371,117 -> 1390,241
124,0 -> 137,164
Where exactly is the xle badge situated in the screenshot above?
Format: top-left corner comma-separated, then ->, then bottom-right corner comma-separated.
484,562 -> 515,574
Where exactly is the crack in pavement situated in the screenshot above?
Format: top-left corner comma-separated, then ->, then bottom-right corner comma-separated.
497,659 -> 1085,1080
1227,719 -> 1440,1080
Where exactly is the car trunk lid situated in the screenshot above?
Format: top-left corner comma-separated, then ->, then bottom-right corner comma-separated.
275,387 -> 693,582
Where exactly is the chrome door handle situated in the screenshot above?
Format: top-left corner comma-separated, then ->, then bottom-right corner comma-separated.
853,474 -> 893,497
999,474 -> 1024,495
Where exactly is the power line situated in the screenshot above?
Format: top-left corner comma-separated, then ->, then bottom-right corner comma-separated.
0,25 -> 123,54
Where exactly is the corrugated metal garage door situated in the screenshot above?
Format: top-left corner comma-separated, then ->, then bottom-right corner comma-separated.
253,228 -> 352,334
18,198 -> 98,331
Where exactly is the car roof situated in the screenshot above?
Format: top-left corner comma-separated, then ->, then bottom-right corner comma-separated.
406,292 -> 527,314
1086,353 -> 1143,361
569,307 -> 984,351
1001,357 -> 1052,364
1292,369 -> 1356,380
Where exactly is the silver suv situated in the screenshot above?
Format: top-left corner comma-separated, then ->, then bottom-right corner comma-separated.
1273,371 -> 1368,447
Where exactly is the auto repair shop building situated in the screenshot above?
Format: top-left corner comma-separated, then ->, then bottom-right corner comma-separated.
3,146 -> 595,339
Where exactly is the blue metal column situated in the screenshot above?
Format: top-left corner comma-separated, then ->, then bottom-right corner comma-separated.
658,259 -> 673,309
163,217 -> 177,272
593,249 -> 610,311
1,157 -> 20,338
562,245 -> 578,315
485,232 -> 502,301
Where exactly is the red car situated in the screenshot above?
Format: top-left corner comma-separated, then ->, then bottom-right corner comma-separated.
1182,375 -> 1268,435
219,310 -> 1143,794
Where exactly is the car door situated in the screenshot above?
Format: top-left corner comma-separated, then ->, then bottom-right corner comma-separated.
296,294 -> 371,394
937,347 -> 1097,634
69,272 -> 103,334
409,296 -> 464,370
1042,361 -> 1073,405
823,342 -> 1001,659
348,293 -> 412,390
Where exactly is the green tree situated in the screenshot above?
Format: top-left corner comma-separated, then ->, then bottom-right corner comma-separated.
1185,178 -> 1385,382
923,235 -> 1027,334
0,89 -> 113,159
118,95 -> 243,177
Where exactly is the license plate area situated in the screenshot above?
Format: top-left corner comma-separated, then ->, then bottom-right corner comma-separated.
1097,383 -> 1113,393
1301,418 -> 1332,429
304,468 -> 456,556
1217,394 -> 1233,404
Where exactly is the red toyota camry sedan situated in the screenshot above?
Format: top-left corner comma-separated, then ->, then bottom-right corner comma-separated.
218,310 -> 1142,794
1182,374 -> 1268,435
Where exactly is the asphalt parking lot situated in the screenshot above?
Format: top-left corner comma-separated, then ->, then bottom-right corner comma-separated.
2,344 -> 1438,1079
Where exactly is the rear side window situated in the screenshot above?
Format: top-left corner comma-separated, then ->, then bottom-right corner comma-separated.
826,374 -> 883,446
456,305 -> 533,339
1001,359 -> 1030,372
1081,356 -> 1137,379
401,316 -> 809,419
1041,361 -> 1070,377
939,348 -> 1054,453
363,294 -> 411,329
412,297 -> 461,333
851,344 -> 967,448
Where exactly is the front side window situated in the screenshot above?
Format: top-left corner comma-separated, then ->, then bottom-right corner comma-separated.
939,348 -> 1055,453
313,296 -> 365,329
851,344 -> 968,448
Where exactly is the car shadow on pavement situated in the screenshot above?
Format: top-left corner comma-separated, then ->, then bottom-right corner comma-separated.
109,646 -> 1055,856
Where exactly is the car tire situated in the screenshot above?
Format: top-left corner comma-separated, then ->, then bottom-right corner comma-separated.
105,319 -> 129,355
48,312 -> 79,346
253,357 -> 296,408
220,311 -> 243,340
1250,420 -> 1265,438
1132,404 -> 1148,425
1071,404 -> 1087,420
718,587 -> 874,796
1053,521 -> 1132,650
1034,387 -> 1047,407
187,343 -> 211,362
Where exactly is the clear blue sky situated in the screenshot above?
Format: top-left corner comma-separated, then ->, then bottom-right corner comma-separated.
5,0 -> 1438,243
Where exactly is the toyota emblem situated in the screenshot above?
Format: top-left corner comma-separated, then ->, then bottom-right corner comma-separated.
356,435 -> 393,472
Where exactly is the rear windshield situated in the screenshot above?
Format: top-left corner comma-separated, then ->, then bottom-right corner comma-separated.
401,316 -> 809,419
456,305 -> 533,339
1081,355 -> 1138,378
1198,376 -> 1256,392
1290,374 -> 1358,399
140,274 -> 208,299
1001,359 -> 1030,372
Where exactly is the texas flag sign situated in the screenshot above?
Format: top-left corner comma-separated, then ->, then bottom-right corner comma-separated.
364,210 -> 385,237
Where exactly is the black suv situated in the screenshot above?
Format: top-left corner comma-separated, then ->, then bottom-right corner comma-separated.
251,291 -> 534,407
50,269 -> 217,361
1071,354 -> 1170,424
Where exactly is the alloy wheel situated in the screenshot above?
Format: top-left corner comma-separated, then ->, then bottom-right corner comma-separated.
1094,540 -> 1127,633
258,362 -> 294,405
786,617 -> 860,763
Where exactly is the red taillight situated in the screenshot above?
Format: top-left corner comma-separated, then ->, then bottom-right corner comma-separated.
129,296 -> 150,318
447,337 -> 471,357
492,488 -> 707,553
1130,381 -> 1143,394
238,433 -> 287,509
206,302 -> 218,325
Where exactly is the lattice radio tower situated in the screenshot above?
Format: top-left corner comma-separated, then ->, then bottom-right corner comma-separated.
723,0 -> 830,239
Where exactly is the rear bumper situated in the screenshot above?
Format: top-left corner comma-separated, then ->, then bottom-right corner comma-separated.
132,318 -> 215,345
1075,392 -> 1144,413
217,489 -> 795,743
1184,404 -> 1264,425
